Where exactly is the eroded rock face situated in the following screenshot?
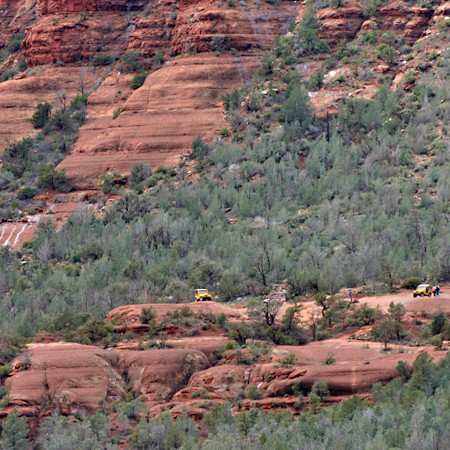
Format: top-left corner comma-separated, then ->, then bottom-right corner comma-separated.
57,55 -> 257,185
5,343 -> 127,416
38,0 -> 147,15
22,15 -> 131,66
169,6 -> 297,55
0,66 -> 100,153
167,336 -> 230,363
3,343 -> 212,416
317,6 -> 364,45
173,364 -> 247,401
118,349 -> 210,408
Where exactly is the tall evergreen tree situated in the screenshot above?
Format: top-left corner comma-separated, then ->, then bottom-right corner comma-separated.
1,410 -> 30,450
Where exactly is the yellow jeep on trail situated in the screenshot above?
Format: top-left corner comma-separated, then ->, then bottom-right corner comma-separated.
194,289 -> 212,301
413,284 -> 433,298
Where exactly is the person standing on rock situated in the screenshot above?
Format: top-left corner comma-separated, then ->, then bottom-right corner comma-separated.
349,290 -> 353,302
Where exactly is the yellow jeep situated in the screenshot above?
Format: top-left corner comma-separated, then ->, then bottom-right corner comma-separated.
194,289 -> 212,302
413,284 -> 433,298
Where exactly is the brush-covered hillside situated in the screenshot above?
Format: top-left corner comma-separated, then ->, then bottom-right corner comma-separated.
0,0 -> 449,447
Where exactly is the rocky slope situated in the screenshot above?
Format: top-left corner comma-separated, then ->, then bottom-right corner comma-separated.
0,0 -> 448,247
2,291 -> 449,423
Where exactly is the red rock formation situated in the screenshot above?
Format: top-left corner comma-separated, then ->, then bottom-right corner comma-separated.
38,0 -> 147,15
317,6 -> 364,45
106,301 -> 249,326
22,15 -> 130,66
167,336 -> 230,362
0,66 -> 101,154
169,5 -> 298,55
173,364 -> 247,401
57,54 -> 258,185
5,343 -> 127,416
118,349 -> 210,408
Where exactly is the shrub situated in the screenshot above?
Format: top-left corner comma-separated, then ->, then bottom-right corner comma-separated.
130,163 -> 152,188
403,69 -> 417,85
140,307 -> 157,325
281,85 -> 312,129
277,352 -> 296,367
295,5 -> 330,55
361,0 -> 383,17
431,312 -> 446,335
38,164 -> 70,191
152,51 -> 164,69
17,187 -> 36,200
401,277 -> 422,289
307,70 -> 324,90
70,94 -> 88,110
375,43 -> 396,66
7,33 -> 24,54
93,53 -> 113,66
112,108 -> 121,120
131,72 -> 148,90
191,135 -> 210,160
192,389 -> 210,399
101,174 -> 116,194
120,51 -> 143,73
215,313 -> 227,328
0,365 -> 12,378
31,103 -> 52,129
322,353 -> 336,365
247,385 -> 262,400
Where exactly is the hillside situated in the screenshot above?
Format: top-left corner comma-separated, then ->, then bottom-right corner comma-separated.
0,0 -> 449,446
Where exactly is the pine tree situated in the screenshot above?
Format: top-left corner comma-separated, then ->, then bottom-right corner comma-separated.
1,410 -> 30,450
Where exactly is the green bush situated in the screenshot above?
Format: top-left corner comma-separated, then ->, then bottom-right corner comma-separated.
112,108 -> 121,120
281,85 -> 312,127
0,365 -> 12,378
401,277 -> 422,289
37,164 -> 70,191
247,385 -> 262,400
131,72 -> 148,90
120,51 -> 144,73
70,94 -> 88,110
130,163 -> 152,188
92,53 -> 113,66
17,187 -> 36,200
152,51 -> 164,69
277,352 -> 296,367
31,103 -> 52,129
431,312 -> 447,336
7,33 -> 24,54
375,43 -> 396,66
140,307 -> 156,325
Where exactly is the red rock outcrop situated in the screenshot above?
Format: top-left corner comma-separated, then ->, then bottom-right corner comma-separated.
57,55 -> 255,186
0,66 -> 102,154
357,3 -> 434,45
38,0 -> 146,15
317,6 -> 364,45
0,0 -> 36,50
5,343 -> 127,416
107,301 -> 248,326
173,364 -> 247,401
118,349 -> 210,408
167,336 -> 230,362
169,6 -> 298,55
